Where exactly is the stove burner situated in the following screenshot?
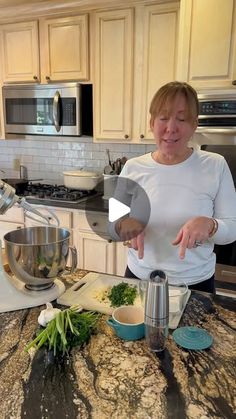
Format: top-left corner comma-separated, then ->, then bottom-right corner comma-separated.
24,183 -> 99,203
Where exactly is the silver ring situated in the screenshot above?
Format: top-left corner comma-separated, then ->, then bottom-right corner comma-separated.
194,241 -> 202,247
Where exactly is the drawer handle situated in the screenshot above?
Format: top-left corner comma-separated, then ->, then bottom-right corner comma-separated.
221,270 -> 236,277
107,239 -> 112,243
92,222 -> 98,227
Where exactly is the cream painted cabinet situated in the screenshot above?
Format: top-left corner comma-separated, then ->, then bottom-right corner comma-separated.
74,211 -> 115,274
0,14 -> 89,84
0,206 -> 24,248
0,20 -> 39,83
93,3 -> 179,143
177,0 -> 236,89
40,14 -> 89,82
115,241 -> 128,277
94,8 -> 133,141
137,2 -> 179,142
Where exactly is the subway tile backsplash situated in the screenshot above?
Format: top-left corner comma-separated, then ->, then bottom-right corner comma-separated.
0,137 -> 155,183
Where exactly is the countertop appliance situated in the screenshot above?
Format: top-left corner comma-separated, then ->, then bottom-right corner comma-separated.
197,89 -> 236,135
0,179 -> 71,312
2,82 -> 93,136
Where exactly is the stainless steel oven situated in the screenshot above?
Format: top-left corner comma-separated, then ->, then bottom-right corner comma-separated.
197,89 -> 236,135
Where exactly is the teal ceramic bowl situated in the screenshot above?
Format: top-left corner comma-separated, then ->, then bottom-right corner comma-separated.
107,305 -> 145,341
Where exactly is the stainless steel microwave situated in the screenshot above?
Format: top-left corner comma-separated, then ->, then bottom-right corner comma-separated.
2,83 -> 93,136
197,89 -> 236,134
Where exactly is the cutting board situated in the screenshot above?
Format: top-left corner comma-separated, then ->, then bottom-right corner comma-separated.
57,272 -> 191,329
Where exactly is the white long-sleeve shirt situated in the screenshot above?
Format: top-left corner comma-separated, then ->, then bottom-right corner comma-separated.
110,150 -> 236,285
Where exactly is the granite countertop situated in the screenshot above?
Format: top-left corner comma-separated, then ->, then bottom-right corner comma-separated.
0,269 -> 235,419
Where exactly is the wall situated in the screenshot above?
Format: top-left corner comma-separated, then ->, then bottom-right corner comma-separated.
0,137 -> 155,182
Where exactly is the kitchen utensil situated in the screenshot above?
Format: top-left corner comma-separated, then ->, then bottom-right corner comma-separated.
107,305 -> 145,341
63,170 -> 101,190
106,149 -> 112,166
139,279 -> 191,328
4,226 -> 77,290
172,326 -> 213,350
0,244 -> 65,313
144,270 -> 169,352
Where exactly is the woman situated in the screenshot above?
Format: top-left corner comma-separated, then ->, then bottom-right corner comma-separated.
111,81 -> 236,293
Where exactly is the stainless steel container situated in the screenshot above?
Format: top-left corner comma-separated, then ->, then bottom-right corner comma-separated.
144,270 -> 169,352
4,226 -> 77,291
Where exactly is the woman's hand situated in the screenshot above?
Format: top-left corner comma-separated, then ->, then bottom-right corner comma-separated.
172,216 -> 215,259
116,217 -> 145,259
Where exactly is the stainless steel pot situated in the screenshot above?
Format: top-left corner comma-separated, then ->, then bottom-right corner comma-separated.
63,170 -> 101,190
4,226 -> 77,291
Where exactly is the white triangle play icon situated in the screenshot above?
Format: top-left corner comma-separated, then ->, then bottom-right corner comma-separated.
108,198 -> 130,222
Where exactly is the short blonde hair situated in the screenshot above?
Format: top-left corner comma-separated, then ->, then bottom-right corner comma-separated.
149,81 -> 199,123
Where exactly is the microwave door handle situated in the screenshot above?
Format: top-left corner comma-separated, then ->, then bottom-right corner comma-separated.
53,91 -> 61,132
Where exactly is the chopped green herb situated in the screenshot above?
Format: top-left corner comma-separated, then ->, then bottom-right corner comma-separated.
108,282 -> 137,307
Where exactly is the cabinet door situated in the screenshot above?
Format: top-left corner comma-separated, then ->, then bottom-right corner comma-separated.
94,8 -> 133,141
40,15 -> 89,82
0,20 -> 40,83
138,2 -> 179,142
78,232 -> 115,274
0,222 -> 24,248
115,241 -> 128,277
177,0 -> 236,89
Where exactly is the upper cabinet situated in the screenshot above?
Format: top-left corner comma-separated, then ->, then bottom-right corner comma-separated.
177,0 -> 236,89
40,15 -> 89,83
0,20 -> 39,83
0,14 -> 89,84
93,2 -> 179,143
93,8 -> 133,141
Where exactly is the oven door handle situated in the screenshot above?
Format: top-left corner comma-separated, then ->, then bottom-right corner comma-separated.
196,127 -> 236,134
53,91 -> 61,132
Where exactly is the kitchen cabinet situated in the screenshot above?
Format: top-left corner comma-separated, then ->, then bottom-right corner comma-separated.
0,206 -> 24,248
0,20 -> 39,83
177,0 -> 236,89
93,2 -> 179,143
73,210 -> 128,276
39,14 -> 89,82
0,14 -> 89,83
74,211 -> 116,274
115,241 -> 128,277
93,8 -> 133,141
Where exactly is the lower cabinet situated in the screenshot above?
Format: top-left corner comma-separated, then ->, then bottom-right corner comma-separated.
0,206 -> 24,249
73,210 -> 128,276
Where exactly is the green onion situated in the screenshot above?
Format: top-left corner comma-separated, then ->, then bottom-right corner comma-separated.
25,307 -> 100,356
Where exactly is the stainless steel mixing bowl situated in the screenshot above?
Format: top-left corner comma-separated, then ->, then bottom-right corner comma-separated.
4,226 -> 77,291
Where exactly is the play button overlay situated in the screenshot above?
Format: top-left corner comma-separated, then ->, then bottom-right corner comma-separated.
108,198 -> 130,222
85,176 -> 151,242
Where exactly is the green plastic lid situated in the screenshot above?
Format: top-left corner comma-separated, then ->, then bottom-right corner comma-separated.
172,326 -> 213,350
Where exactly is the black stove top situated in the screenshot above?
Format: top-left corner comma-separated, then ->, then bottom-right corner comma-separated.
23,183 -> 99,204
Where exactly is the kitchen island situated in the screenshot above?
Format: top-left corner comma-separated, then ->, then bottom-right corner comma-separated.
0,270 -> 235,419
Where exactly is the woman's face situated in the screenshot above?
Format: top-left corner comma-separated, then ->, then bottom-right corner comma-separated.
150,94 -> 198,158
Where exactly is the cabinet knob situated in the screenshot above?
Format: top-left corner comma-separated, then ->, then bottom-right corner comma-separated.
124,134 -> 129,139
107,239 -> 112,243
33,75 -> 38,81
232,80 -> 236,86
46,76 -> 51,81
140,134 -> 144,139
92,222 -> 98,227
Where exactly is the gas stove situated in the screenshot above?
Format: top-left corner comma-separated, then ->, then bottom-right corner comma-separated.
23,182 -> 100,205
